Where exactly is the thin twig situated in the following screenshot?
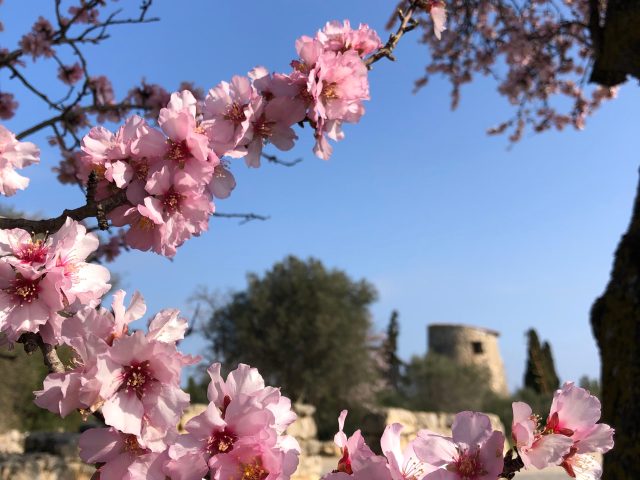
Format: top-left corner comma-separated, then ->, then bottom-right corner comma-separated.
261,152 -> 303,167
366,0 -> 422,67
213,212 -> 270,225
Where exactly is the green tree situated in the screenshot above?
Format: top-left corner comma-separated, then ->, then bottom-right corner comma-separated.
202,255 -> 379,438
402,353 -> 492,413
0,346 -> 83,432
523,329 -> 560,395
380,310 -> 404,393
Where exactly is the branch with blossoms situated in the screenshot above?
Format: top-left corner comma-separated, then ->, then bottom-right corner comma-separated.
0,6 -> 615,480
388,0 -> 619,143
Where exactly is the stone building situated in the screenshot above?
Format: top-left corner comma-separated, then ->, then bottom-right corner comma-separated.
427,323 -> 509,396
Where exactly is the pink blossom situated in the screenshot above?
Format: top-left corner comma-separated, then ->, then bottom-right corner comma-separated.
381,423 -> 436,480
79,427 -> 169,480
303,49 -> 370,160
19,17 -> 55,59
165,396 -> 275,479
511,401 -> 573,469
546,382 -> 614,478
146,308 -> 189,343
427,2 -> 447,40
206,363 -> 297,434
202,76 -> 257,158
46,217 -> 111,311
0,92 -> 19,119
0,125 -> 40,196
109,197 -> 167,256
242,96 -> 306,168
157,91 -> 216,188
0,228 -> 48,270
331,410 -> 386,475
57,63 -> 84,85
209,163 -> 236,199
209,441 -> 300,480
316,20 -> 382,57
0,259 -> 62,342
415,411 -> 505,480
547,382 -> 614,454
98,330 -> 192,446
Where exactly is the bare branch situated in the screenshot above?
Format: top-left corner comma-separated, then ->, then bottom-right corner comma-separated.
16,102 -> 149,140
213,212 -> 270,225
366,0 -> 421,67
17,332 -> 65,374
261,152 -> 303,167
0,189 -> 127,234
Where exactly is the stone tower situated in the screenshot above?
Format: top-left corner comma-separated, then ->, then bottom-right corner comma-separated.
427,323 -> 509,396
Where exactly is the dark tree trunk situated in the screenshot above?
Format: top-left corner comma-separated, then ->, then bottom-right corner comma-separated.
591,173 -> 640,479
589,0 -> 640,86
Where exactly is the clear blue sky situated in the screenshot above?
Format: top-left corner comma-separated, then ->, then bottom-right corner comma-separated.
2,1 -> 639,392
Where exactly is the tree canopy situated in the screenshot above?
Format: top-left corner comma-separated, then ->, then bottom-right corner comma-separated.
202,255 -> 379,437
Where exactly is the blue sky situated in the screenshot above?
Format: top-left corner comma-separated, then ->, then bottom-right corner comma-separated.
2,1 -> 639,392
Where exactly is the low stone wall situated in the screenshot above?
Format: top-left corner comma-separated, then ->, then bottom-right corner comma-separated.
0,431 -> 93,480
0,406 -> 507,480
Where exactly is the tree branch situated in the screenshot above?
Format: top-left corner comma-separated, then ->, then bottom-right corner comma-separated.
261,152 -> 303,167
499,448 -> 525,479
366,0 -> 421,67
17,332 -> 65,374
16,102 -> 149,140
0,188 -> 127,234
213,212 -> 270,225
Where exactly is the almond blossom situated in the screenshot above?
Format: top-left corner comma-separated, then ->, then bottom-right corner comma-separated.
0,218 -> 109,343
415,411 -> 505,480
164,363 -> 300,480
79,427 -> 170,480
511,401 -> 573,469
547,382 -> 614,479
381,423 -> 435,480
0,124 -> 40,196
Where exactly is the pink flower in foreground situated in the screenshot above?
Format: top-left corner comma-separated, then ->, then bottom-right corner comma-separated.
0,259 -> 62,342
546,382 -> 614,479
511,401 -> 573,469
99,331 -> 192,447
415,411 -> 505,480
46,217 -> 111,310
381,423 -> 435,480
329,410 -> 388,478
166,363 -> 299,480
79,427 -> 168,480
165,396 -> 275,480
206,363 -> 297,434
0,124 -> 40,196
210,441 -> 300,480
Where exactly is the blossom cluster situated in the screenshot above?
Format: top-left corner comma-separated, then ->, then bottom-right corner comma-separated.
317,382 -> 613,480
35,292 -> 299,480
60,20 -> 382,257
0,218 -> 110,344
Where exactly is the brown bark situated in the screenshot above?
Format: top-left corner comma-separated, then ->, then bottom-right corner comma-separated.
591,172 -> 640,479
590,0 -> 640,86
